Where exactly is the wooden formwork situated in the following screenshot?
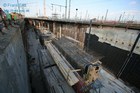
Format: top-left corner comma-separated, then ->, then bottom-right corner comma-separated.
52,37 -> 99,72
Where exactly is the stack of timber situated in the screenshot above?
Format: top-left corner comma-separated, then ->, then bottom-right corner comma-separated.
46,43 -> 79,86
38,49 -> 75,93
52,37 -> 99,71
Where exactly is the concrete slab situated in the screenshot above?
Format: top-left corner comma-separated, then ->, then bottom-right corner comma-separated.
91,69 -> 136,93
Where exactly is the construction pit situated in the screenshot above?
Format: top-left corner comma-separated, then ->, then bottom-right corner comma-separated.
0,19 -> 140,93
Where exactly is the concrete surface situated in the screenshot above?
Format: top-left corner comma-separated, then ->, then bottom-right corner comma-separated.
0,26 -> 30,93
93,69 -> 136,93
86,27 -> 140,55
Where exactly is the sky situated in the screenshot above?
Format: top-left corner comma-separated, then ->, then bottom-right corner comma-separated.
0,0 -> 140,21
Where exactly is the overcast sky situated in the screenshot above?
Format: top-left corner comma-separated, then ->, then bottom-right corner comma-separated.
0,0 -> 140,21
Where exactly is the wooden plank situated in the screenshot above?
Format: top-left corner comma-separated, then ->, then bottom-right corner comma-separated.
38,49 -> 75,93
52,37 -> 99,70
46,43 -> 79,86
43,66 -> 75,93
40,49 -> 55,67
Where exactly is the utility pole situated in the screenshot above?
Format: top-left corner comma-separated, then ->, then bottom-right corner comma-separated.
104,9 -> 108,21
17,0 -> 20,13
44,0 -> 46,16
75,8 -> 78,19
118,14 -> 122,22
65,0 -> 67,19
68,0 -> 71,19
126,14 -> 130,21
85,10 -> 88,20
80,12 -> 82,20
36,2 -> 38,17
39,9 -> 41,16
97,15 -> 99,20
121,12 -> 125,22
101,16 -> 104,22
131,15 -> 134,21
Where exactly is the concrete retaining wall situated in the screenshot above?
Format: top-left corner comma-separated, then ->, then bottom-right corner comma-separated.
85,28 -> 140,89
0,27 -> 30,93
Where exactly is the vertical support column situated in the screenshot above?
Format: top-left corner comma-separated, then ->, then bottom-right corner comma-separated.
33,20 -> 35,26
75,31 -> 77,40
53,22 -> 56,34
43,21 -> 45,27
39,22 -> 40,28
82,28 -> 86,49
43,21 -> 44,27
47,23 -> 50,30
86,19 -> 92,51
64,24 -> 66,36
74,25 -> 77,40
60,24 -> 62,38
41,21 -> 43,27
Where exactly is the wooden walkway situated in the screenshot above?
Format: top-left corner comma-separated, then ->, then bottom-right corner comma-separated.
27,28 -> 75,93
38,48 -> 75,93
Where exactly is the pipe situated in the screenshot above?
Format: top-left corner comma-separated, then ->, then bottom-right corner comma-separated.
86,19 -> 92,51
